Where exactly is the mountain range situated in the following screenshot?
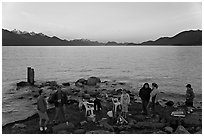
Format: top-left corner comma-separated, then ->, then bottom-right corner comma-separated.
2,29 -> 202,46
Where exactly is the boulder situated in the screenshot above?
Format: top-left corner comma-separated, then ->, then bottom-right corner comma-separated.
183,112 -> 202,127
62,82 -> 70,86
164,126 -> 174,133
73,129 -> 86,134
52,122 -> 74,133
16,81 -> 30,87
174,125 -> 190,134
75,78 -> 87,87
86,130 -> 111,134
87,77 -> 101,86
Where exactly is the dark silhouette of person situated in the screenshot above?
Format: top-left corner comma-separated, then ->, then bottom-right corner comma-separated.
139,83 -> 152,115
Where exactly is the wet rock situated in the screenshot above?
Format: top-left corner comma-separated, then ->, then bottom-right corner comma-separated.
75,78 -> 87,87
164,126 -> 173,133
165,101 -> 174,106
16,81 -> 30,87
87,77 -> 101,86
73,129 -> 86,134
12,123 -> 26,129
174,125 -> 190,134
52,122 -> 74,133
86,130 -> 112,134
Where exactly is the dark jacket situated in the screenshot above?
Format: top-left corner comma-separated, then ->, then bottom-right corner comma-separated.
186,88 -> 195,102
37,95 -> 47,113
139,87 -> 152,101
49,90 -> 67,107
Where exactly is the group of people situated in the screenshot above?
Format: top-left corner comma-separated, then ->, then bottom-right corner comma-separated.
37,86 -> 68,131
36,82 -> 195,131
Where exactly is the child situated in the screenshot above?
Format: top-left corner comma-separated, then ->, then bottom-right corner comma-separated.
120,89 -> 130,118
37,89 -> 49,131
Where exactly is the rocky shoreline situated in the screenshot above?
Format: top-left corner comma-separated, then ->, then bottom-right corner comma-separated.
2,77 -> 202,134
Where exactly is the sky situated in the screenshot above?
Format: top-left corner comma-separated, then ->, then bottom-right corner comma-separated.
2,2 -> 202,43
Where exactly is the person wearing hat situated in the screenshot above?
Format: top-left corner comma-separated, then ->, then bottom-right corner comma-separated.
185,84 -> 195,107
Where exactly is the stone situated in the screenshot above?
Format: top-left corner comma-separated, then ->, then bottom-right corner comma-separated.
62,82 -> 70,86
120,131 -> 129,134
73,129 -> 86,134
33,94 -> 39,98
99,118 -> 114,131
195,129 -> 202,134
87,77 -> 101,86
86,130 -> 111,134
16,81 -> 30,87
80,120 -> 87,126
174,125 -> 190,134
183,112 -> 202,127
12,123 -> 26,129
75,78 -> 87,87
52,122 -> 74,133
164,126 -> 174,133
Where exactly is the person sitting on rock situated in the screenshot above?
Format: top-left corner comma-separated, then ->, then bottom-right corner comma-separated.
185,84 -> 195,107
120,89 -> 130,118
37,89 -> 49,131
150,83 -> 159,116
139,83 -> 152,115
52,86 -> 68,124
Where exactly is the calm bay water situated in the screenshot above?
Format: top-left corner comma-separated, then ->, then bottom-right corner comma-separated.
2,46 -> 202,125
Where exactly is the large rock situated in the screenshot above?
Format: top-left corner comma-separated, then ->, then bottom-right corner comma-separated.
75,78 -> 87,87
52,123 -> 74,133
87,77 -> 101,86
164,126 -> 174,133
183,112 -> 202,127
174,125 -> 190,134
16,81 -> 30,87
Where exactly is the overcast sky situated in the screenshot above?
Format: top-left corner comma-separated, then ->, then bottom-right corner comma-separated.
2,2 -> 202,43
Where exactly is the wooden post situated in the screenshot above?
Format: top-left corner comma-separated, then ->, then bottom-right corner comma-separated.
27,67 -> 34,85
30,68 -> 34,85
27,67 -> 31,83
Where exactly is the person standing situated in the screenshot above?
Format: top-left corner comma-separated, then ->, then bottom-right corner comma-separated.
120,89 -> 130,118
150,83 -> 159,116
37,89 -> 49,131
139,83 -> 152,115
185,84 -> 195,107
53,86 -> 68,124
